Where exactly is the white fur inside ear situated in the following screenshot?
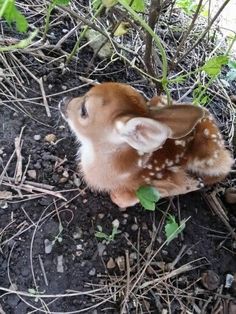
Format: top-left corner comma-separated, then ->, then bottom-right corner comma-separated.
116,117 -> 171,153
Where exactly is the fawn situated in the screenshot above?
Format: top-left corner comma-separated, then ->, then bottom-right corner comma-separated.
59,82 -> 233,208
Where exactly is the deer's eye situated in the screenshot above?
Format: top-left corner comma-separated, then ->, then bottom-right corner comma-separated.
80,100 -> 88,119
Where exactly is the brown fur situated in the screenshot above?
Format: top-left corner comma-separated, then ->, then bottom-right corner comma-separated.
60,82 -> 234,208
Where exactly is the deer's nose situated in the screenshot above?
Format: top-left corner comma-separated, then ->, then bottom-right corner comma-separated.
58,96 -> 72,118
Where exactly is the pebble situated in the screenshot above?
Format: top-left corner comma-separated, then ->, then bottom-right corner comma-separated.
131,224 -> 138,231
57,255 -> 64,273
115,256 -> 125,272
44,134 -> 56,143
44,239 -> 53,254
225,273 -> 234,288
73,228 -> 83,239
62,29 -> 68,33
27,170 -> 36,179
107,257 -> 116,269
33,135 -> 41,141
73,176 -> 81,187
98,213 -> 105,219
89,268 -> 96,276
201,270 -> 220,290
97,243 -> 106,257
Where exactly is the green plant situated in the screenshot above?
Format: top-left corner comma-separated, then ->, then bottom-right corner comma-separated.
136,186 -> 160,211
226,59 -> 236,82
51,222 -> 63,245
136,186 -> 187,244
95,219 -> 121,244
43,0 -> 70,40
176,0 -> 206,16
0,0 -> 28,32
165,214 -> 187,245
93,0 -> 145,12
0,29 -> 38,52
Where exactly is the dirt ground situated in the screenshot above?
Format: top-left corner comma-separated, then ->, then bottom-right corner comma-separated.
0,4 -> 236,314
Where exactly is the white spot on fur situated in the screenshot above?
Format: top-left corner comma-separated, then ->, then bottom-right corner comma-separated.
156,173 -> 163,179
211,134 -> 217,139
147,164 -> 153,169
138,159 -> 143,167
203,129 -> 210,136
175,140 -> 186,147
155,166 -> 161,171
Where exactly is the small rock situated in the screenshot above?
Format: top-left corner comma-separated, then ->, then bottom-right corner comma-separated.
225,273 -> 234,288
76,244 -> 83,250
62,85 -> 67,91
0,191 -> 12,200
27,170 -> 36,179
115,256 -> 125,272
201,270 -> 220,290
33,135 -> 41,141
62,170 -> 69,178
62,29 -> 68,33
107,257 -> 116,269
131,224 -> 138,231
98,213 -> 105,219
44,239 -> 53,254
73,228 -> 83,239
48,84 -> 53,89
89,268 -> 96,276
73,176 -> 81,187
225,188 -> 236,204
44,133 -> 56,143
112,219 -> 120,228
57,255 -> 64,273
0,201 -> 8,209
97,243 -> 106,257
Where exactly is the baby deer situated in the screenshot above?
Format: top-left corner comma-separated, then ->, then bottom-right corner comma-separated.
59,82 -> 233,208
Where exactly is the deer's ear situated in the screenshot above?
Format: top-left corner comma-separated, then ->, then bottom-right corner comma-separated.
153,104 -> 204,139
116,117 -> 171,153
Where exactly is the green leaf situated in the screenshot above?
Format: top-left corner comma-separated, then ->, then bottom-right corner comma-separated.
95,231 -> 108,239
28,288 -> 37,294
123,0 -> 145,12
202,55 -> 229,77
53,0 -> 70,5
165,215 -> 186,245
114,22 -> 130,36
228,59 -> 236,69
92,0 -> 102,10
226,69 -> 236,82
136,186 -> 160,211
1,0 -> 28,32
102,0 -> 117,7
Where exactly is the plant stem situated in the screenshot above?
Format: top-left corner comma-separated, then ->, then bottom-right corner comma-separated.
43,1 -> 55,41
118,0 -> 170,101
175,0 -> 231,65
144,0 -> 162,93
66,4 -> 104,64
170,0 -> 203,70
226,34 -> 236,55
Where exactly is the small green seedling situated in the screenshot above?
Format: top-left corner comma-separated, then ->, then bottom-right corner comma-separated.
28,288 -> 45,302
202,55 -> 229,78
95,219 -> 121,244
136,186 -> 160,211
52,222 -> 63,246
165,214 -> 187,245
